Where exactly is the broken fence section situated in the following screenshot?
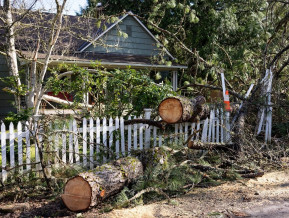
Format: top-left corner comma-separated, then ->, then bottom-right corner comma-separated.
0,108 -> 231,183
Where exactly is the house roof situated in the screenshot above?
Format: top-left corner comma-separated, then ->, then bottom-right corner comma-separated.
0,9 -> 186,70
19,51 -> 186,70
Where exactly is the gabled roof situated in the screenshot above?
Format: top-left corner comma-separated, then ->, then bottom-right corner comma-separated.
78,12 -> 175,60
0,10 -> 186,70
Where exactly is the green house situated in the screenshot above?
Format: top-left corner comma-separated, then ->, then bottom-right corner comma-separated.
0,12 -> 186,117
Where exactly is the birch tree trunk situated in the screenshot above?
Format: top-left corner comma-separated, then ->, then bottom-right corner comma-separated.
33,0 -> 68,115
3,0 -> 22,112
26,44 -> 39,109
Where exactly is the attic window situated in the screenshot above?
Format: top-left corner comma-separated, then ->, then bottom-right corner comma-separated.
126,25 -> 132,37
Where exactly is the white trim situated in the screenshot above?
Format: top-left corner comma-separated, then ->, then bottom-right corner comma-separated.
79,14 -> 130,52
47,59 -> 187,70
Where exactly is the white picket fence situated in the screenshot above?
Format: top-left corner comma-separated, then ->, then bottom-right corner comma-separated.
0,108 -> 230,183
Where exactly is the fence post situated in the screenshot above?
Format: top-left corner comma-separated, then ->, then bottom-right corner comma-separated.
216,109 -> 220,143
103,118 -> 107,163
17,122 -> 23,174
120,117 -> 125,156
127,116 -> 132,153
73,120 -> 80,164
68,120 -> 73,164
144,108 -> 152,149
133,116 -> 138,150
115,117 -> 120,158
9,122 -> 15,170
83,118 -> 87,167
1,122 -> 7,183
25,121 -> 31,171
89,118 -> 94,169
109,117 -> 113,159
201,118 -> 209,142
62,124 -> 67,165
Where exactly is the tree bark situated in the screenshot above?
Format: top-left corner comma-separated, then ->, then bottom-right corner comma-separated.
62,157 -> 143,212
3,0 -> 22,112
158,96 -> 206,124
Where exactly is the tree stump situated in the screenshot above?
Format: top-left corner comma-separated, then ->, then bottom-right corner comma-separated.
61,157 -> 143,211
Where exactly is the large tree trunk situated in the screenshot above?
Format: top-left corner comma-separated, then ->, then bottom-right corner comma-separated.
62,157 -> 143,211
158,96 -> 207,123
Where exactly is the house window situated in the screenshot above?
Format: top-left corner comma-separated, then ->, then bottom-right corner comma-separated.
126,25 -> 132,37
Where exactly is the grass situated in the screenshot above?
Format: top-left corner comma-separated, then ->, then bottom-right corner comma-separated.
0,144 -> 36,168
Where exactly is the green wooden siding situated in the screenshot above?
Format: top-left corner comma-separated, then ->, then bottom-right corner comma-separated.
0,54 -> 15,118
85,16 -> 163,56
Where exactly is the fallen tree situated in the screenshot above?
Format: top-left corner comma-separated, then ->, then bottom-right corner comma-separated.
61,157 -> 143,211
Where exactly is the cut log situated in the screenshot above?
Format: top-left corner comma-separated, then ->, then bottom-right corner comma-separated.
158,96 -> 206,124
61,157 -> 143,211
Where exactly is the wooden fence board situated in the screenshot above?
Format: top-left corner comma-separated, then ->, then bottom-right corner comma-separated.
83,118 -> 87,167
9,122 -> 15,169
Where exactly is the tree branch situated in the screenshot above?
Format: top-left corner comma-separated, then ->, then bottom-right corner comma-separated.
275,57 -> 289,78
177,83 -> 246,100
42,94 -> 93,109
268,43 -> 289,68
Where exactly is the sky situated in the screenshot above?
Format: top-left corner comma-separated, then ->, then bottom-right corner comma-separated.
34,0 -> 88,15
0,0 -> 88,15
67,0 -> 88,15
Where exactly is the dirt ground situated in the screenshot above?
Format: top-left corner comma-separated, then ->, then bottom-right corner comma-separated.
1,170 -> 289,217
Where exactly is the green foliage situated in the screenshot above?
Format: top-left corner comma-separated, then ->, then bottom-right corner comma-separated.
273,122 -> 289,137
132,146 -> 202,196
81,0 -> 275,95
4,108 -> 33,124
46,65 -> 174,117
0,75 -> 27,96
51,165 -> 81,178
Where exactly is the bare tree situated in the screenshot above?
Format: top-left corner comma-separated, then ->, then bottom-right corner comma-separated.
1,0 -> 69,115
